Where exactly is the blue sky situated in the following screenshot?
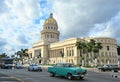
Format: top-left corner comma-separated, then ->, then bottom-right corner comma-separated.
0,0 -> 120,56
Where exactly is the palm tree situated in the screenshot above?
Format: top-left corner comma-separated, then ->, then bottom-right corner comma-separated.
88,39 -> 96,58
85,42 -> 93,66
0,53 -> 8,59
15,49 -> 28,64
92,42 -> 102,67
76,41 -> 83,66
76,41 -> 86,66
15,50 -> 22,64
21,49 -> 29,57
93,42 -> 102,58
85,39 -> 102,67
76,39 -> 102,67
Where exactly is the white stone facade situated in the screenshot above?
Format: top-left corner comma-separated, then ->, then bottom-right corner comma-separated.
28,13 -> 118,66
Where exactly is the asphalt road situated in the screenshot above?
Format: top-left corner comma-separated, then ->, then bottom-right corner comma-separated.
0,67 -> 120,82
0,71 -> 22,82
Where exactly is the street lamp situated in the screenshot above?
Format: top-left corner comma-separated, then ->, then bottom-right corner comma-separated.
60,51 -> 64,62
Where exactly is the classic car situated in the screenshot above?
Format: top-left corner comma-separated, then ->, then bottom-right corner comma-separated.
98,64 -> 120,72
48,63 -> 87,80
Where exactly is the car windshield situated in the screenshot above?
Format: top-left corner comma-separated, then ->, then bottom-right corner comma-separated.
64,63 -> 75,67
111,65 -> 118,67
33,64 -> 39,66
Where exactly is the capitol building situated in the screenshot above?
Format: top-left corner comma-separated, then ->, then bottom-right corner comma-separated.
28,13 -> 118,66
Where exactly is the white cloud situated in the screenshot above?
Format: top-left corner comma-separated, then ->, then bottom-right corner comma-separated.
52,0 -> 120,41
89,11 -> 120,44
1,0 -> 120,55
0,0 -> 46,55
6,0 -> 41,20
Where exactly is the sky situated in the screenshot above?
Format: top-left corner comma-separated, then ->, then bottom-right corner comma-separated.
0,0 -> 120,56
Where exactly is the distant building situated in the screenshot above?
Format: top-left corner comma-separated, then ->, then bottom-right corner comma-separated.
28,13 -> 118,66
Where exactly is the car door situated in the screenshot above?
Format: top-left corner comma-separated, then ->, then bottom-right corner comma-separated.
59,64 -> 68,76
54,63 -> 61,75
54,63 -> 64,76
57,64 -> 65,76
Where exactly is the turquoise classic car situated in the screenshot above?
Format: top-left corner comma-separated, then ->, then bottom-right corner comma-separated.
48,63 -> 87,80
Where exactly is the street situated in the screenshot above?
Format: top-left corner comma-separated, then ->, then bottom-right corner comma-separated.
0,67 -> 120,82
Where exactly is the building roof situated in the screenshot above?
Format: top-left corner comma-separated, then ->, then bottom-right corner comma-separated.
44,13 -> 58,26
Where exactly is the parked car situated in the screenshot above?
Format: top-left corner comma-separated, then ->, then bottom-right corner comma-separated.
15,64 -> 23,69
98,64 -> 120,72
28,64 -> 42,72
48,63 -> 87,80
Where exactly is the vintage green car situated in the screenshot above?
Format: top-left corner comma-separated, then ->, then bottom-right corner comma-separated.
48,63 -> 87,80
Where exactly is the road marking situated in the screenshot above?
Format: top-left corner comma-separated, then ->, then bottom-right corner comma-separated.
11,76 -> 24,82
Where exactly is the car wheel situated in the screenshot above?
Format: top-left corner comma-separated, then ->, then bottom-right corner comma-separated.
67,73 -> 73,80
28,68 -> 30,71
80,76 -> 84,79
50,72 -> 55,77
115,70 -> 118,72
33,68 -> 35,71
39,69 -> 42,72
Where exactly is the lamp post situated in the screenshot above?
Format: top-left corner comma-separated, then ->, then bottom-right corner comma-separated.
60,51 -> 64,62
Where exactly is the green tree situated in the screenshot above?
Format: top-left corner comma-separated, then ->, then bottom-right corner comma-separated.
92,42 -> 102,59
76,39 -> 102,67
0,53 -> 8,59
92,42 -> 102,67
76,41 -> 87,66
84,39 -> 102,67
15,49 -> 28,64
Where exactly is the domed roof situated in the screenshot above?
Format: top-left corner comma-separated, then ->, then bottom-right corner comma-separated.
44,13 -> 58,26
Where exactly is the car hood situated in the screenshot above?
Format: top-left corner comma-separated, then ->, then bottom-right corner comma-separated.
67,67 -> 86,72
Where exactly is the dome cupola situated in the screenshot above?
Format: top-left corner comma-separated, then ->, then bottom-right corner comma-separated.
44,13 -> 58,26
40,13 -> 60,43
